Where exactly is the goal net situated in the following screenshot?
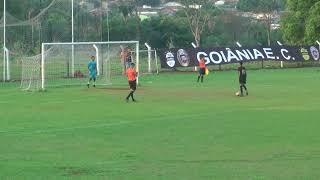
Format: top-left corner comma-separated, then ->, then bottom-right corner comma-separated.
138,49 -> 159,75
20,53 -> 41,91
20,41 -> 139,90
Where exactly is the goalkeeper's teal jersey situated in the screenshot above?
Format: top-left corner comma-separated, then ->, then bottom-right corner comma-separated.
88,61 -> 97,74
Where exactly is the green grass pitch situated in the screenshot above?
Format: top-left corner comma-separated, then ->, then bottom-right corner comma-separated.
1,68 -> 320,179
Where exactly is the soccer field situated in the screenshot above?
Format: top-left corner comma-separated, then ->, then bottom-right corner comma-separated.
1,68 -> 320,179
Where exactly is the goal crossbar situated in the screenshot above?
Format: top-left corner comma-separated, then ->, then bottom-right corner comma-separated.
42,41 -> 139,46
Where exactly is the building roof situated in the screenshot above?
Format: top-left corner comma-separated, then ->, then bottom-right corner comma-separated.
163,2 -> 184,8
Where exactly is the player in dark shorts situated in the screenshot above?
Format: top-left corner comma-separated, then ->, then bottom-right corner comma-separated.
126,63 -> 137,102
87,56 -> 97,88
120,47 -> 127,75
238,62 -> 248,96
125,48 -> 133,69
197,54 -> 206,83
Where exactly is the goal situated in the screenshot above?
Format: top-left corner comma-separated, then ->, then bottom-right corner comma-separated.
20,41 -> 139,90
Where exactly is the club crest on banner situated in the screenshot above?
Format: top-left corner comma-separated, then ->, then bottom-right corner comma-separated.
300,48 -> 310,61
310,46 -> 319,61
165,51 -> 176,67
177,49 -> 190,67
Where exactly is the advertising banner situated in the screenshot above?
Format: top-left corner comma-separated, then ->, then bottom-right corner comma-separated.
159,45 -> 320,68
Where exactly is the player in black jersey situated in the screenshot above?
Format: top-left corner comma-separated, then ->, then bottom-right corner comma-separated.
238,62 -> 248,96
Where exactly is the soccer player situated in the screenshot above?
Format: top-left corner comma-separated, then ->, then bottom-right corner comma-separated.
120,47 -> 127,75
197,54 -> 206,83
125,48 -> 133,68
238,62 -> 248,96
126,62 -> 137,102
87,56 -> 97,88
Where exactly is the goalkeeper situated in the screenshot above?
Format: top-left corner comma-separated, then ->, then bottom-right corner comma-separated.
87,56 -> 97,88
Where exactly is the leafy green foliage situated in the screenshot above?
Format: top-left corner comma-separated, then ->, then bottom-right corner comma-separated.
237,0 -> 283,12
282,0 -> 320,45
305,2 -> 320,44
135,0 -> 161,6
237,0 -> 259,12
281,12 -> 306,45
0,0 -> 53,20
203,12 -> 269,46
103,15 -> 136,41
237,0 -> 281,46
176,0 -> 218,47
0,0 -> 292,51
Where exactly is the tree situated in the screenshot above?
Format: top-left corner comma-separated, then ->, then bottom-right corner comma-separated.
158,14 -> 193,48
237,0 -> 280,46
46,11 -> 69,41
236,0 -> 259,12
117,0 -> 141,40
281,12 -> 305,45
305,2 -> 320,44
202,11 -> 269,47
118,1 -> 134,24
177,0 -> 217,47
103,15 -> 136,41
282,0 -> 320,45
257,0 -> 278,46
135,0 -> 161,6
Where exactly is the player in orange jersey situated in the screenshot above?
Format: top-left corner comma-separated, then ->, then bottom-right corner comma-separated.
126,63 -> 137,102
197,54 -> 206,83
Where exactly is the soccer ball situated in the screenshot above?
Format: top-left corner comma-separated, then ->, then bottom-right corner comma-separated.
235,92 -> 240,96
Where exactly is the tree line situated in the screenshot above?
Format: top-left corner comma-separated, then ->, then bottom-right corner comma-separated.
0,0 -> 319,55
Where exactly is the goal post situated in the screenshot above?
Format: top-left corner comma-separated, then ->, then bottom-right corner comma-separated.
38,41 -> 139,90
138,49 -> 159,75
2,47 -> 10,82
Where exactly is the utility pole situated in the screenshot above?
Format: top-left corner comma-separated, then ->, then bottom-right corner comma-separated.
3,0 -> 6,81
71,0 -> 75,77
